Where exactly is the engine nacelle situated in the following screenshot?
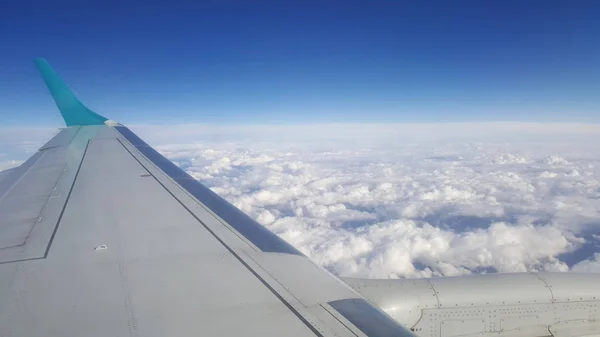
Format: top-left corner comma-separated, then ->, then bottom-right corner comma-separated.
343,272 -> 600,337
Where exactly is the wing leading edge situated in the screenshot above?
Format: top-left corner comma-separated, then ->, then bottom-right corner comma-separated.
0,59 -> 415,337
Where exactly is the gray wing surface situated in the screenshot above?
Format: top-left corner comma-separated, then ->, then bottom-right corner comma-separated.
0,59 -> 414,337
0,124 -> 417,337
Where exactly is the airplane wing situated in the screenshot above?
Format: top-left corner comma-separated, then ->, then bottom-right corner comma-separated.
0,59 -> 415,337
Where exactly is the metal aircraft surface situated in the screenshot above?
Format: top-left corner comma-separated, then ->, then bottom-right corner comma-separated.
0,59 -> 598,337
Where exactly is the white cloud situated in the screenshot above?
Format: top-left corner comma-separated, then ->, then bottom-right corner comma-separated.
572,253 -> 600,272
132,123 -> 600,278
3,123 -> 600,278
0,127 -> 57,171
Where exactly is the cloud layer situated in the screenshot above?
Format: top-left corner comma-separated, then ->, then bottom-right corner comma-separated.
134,123 -> 600,278
0,127 -> 57,170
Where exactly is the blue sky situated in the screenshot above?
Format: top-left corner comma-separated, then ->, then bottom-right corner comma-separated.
1,1 -> 600,126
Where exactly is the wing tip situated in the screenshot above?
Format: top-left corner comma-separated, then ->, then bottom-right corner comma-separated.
35,57 -> 109,126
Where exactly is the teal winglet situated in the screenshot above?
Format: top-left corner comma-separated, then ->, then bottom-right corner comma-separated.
35,58 -> 108,126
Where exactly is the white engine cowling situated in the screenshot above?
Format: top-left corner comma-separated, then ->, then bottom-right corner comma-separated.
343,272 -> 600,337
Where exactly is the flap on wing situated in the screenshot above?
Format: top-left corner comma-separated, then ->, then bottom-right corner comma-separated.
0,127 -> 94,263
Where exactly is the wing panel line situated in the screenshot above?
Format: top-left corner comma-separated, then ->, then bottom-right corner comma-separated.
320,304 -> 361,337
43,139 -> 91,258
